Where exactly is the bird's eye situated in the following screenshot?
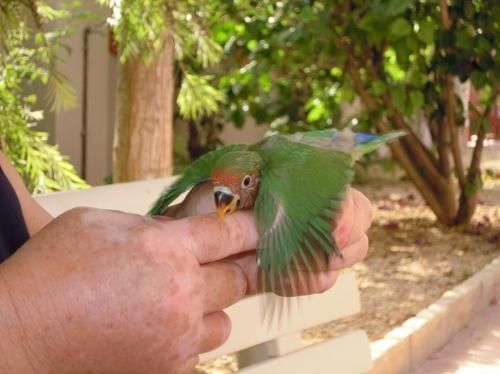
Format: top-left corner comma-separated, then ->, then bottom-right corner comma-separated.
242,175 -> 251,188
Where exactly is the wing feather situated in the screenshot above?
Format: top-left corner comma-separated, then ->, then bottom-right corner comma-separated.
254,136 -> 353,297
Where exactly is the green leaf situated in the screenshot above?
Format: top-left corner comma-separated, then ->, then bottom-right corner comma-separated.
232,107 -> 245,128
409,90 -> 425,113
391,86 -> 407,112
478,85 -> 493,105
330,67 -> 342,77
477,37 -> 492,54
456,28 -> 473,50
336,86 -> 355,103
409,70 -> 425,87
393,40 -> 411,69
371,81 -> 387,96
247,39 -> 258,51
417,19 -> 435,44
30,111 -> 44,121
382,0 -> 411,17
306,99 -> 326,122
470,71 -> 488,89
258,73 -> 272,92
389,18 -> 413,38
46,70 -> 76,111
384,48 -> 406,80
358,13 -> 386,43
406,34 -> 419,52
359,14 -> 377,33
177,74 -> 226,120
24,94 -> 37,104
482,117 -> 492,133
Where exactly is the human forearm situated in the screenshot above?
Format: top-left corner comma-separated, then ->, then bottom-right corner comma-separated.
0,270 -> 46,374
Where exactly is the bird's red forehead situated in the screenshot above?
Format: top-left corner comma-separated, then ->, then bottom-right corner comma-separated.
211,170 -> 241,186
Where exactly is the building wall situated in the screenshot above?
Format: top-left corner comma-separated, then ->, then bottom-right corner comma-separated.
220,120 -> 269,145
56,9 -> 117,185
35,3 -> 116,185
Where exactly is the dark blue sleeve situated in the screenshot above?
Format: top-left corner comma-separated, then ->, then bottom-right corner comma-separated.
0,167 -> 29,263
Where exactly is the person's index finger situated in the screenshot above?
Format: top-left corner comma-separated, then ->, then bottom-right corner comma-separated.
180,210 -> 258,264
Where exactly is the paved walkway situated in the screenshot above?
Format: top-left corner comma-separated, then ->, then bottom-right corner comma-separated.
413,302 -> 500,373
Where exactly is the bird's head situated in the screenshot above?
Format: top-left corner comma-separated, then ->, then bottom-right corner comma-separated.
210,151 -> 262,219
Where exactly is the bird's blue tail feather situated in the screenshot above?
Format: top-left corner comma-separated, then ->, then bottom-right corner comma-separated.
354,133 -> 378,145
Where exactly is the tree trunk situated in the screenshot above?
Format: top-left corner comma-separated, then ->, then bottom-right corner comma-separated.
113,35 -> 175,182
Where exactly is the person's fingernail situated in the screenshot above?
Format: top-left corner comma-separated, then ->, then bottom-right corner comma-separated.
329,256 -> 345,270
333,222 -> 350,247
151,215 -> 173,221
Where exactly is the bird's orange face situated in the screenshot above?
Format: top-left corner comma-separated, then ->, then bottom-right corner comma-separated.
211,170 -> 260,219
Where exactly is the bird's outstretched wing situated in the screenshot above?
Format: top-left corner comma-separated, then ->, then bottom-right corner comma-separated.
147,144 -> 249,216
284,129 -> 406,157
253,136 -> 353,301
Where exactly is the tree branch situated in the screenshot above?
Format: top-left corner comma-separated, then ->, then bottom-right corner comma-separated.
379,93 -> 446,182
454,89 -> 498,224
446,76 -> 467,189
354,45 -> 448,189
344,58 -> 448,222
330,0 -> 455,223
467,89 -> 498,185
438,0 -> 467,191
437,105 -> 452,176
438,0 -> 452,28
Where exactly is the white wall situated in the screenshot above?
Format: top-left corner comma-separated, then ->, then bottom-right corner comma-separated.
36,2 -> 116,186
220,119 -> 269,145
55,4 -> 116,185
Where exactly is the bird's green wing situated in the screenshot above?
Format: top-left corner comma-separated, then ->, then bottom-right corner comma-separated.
253,136 -> 354,297
284,129 -> 406,156
147,144 -> 249,216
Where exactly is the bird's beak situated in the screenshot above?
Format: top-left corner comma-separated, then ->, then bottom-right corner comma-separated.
214,188 -> 240,219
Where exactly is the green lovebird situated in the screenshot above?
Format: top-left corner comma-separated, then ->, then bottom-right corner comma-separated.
148,129 -> 404,299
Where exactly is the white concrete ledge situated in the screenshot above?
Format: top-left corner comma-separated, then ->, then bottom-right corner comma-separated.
201,271 -> 361,362
370,255 -> 500,374
239,330 -> 372,374
35,177 -> 178,216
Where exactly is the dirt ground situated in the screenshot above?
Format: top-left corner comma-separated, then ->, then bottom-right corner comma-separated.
196,169 -> 500,373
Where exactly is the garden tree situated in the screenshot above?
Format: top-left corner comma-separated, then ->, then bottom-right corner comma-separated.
111,34 -> 175,182
0,0 -> 87,193
98,0 -> 227,182
204,0 -> 499,226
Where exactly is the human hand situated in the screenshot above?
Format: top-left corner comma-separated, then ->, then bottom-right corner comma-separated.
0,207 -> 259,374
168,186 -> 372,296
